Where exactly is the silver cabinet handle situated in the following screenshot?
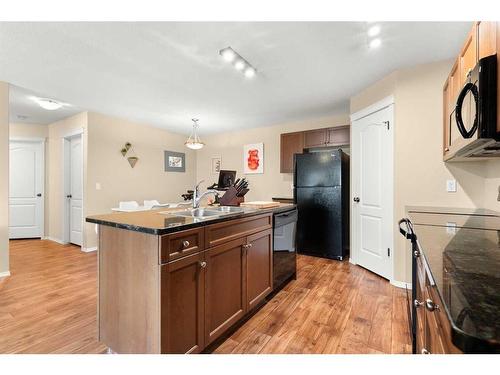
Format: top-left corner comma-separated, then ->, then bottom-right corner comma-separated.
182,240 -> 190,248
414,299 -> 424,308
425,299 -> 439,312
421,348 -> 430,354
199,261 -> 207,268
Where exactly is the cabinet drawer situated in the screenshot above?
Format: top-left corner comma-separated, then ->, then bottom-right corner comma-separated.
427,285 -> 461,354
205,214 -> 272,248
160,228 -> 204,263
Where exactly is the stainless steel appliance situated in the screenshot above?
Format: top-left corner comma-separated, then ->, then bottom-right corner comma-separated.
273,208 -> 297,290
446,54 -> 498,161
293,150 -> 349,260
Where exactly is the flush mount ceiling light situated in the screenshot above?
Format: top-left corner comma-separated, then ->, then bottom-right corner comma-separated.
185,118 -> 205,150
367,25 -> 381,37
219,46 -> 257,79
31,97 -> 63,110
369,38 -> 382,49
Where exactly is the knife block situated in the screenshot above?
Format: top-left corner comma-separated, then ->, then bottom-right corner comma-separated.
219,186 -> 245,206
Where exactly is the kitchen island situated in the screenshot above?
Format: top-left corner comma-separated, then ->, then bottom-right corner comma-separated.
86,204 -> 295,354
402,207 -> 500,354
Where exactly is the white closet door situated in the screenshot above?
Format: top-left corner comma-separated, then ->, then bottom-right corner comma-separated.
9,141 -> 44,239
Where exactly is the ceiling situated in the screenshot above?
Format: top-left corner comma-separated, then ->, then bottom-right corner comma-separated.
9,85 -> 82,124
0,22 -> 471,134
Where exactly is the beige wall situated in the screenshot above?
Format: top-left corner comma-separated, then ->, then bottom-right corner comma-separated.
351,59 -> 495,283
85,112 -> 197,248
0,82 -> 9,275
46,112 -> 89,244
10,123 -> 48,139
195,114 -> 350,202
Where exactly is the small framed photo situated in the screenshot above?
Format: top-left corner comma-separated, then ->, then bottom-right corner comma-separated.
164,151 -> 186,172
211,157 -> 222,174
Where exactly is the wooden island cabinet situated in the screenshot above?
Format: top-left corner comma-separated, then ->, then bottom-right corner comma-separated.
97,212 -> 273,354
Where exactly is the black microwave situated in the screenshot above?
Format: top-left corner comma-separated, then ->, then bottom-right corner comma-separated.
447,54 -> 498,161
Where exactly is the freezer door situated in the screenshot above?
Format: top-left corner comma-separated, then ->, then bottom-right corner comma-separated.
295,186 -> 344,259
294,151 -> 341,188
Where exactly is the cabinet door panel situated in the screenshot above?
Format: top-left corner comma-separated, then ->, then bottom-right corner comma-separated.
205,237 -> 247,344
478,21 -> 497,59
304,129 -> 327,148
280,132 -> 304,173
246,229 -> 273,311
459,27 -> 478,85
161,251 -> 205,354
327,126 -> 350,146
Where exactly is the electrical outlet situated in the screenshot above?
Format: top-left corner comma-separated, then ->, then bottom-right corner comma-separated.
446,179 -> 457,192
96,182 -> 101,191
497,186 -> 500,201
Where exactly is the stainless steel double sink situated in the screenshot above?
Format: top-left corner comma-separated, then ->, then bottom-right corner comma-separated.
160,206 -> 245,219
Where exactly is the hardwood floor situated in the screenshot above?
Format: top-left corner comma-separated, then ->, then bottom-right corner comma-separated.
213,255 -> 412,354
0,239 -> 106,354
0,239 -> 411,354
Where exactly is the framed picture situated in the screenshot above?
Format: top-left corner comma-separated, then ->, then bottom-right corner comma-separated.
164,151 -> 186,172
243,143 -> 264,174
211,157 -> 222,174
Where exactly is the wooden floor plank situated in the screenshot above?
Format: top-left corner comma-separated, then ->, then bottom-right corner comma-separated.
0,239 -> 106,354
1,240 -> 411,354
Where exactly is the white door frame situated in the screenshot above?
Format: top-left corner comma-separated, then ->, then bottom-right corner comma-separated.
349,96 -> 395,283
9,136 -> 46,239
62,129 -> 85,247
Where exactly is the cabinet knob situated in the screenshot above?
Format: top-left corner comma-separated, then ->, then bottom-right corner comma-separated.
353,197 -> 360,203
199,261 -> 207,268
425,299 -> 439,312
182,240 -> 190,248
248,243 -> 253,248
421,348 -> 430,354
414,299 -> 424,308
413,250 -> 420,258
444,147 -> 450,152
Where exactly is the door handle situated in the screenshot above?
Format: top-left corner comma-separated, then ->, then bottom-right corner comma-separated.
66,194 -> 72,199
36,193 -> 42,197
353,197 -> 360,203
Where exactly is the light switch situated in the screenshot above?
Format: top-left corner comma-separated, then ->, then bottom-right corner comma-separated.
446,179 -> 457,192
96,182 -> 102,190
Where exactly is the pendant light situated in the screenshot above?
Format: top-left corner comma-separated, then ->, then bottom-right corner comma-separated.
185,118 -> 205,150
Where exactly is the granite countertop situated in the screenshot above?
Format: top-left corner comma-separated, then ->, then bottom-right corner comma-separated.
86,203 -> 296,236
407,206 -> 500,353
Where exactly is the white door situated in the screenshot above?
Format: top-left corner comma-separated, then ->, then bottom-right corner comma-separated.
69,136 -> 83,246
9,141 -> 44,239
352,104 -> 393,280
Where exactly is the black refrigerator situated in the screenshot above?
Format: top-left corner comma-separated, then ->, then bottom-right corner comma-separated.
293,150 -> 349,260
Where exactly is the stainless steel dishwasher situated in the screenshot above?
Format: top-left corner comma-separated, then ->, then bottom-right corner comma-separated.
273,208 -> 298,290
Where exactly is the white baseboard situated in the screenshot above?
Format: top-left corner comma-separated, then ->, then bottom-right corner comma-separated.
390,279 -> 412,289
82,246 -> 97,253
43,236 -> 67,245
0,271 -> 11,279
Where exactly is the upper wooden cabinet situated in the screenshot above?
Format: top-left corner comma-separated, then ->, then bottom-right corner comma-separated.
304,129 -> 328,147
478,21 -> 497,59
280,125 -> 350,173
442,22 -> 499,161
280,132 -> 304,173
459,26 -> 478,85
327,125 -> 350,146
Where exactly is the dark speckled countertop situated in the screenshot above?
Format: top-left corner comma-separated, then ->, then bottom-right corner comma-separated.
86,203 -> 296,235
407,206 -> 500,353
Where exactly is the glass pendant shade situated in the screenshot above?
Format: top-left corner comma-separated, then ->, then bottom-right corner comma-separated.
185,118 -> 205,150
